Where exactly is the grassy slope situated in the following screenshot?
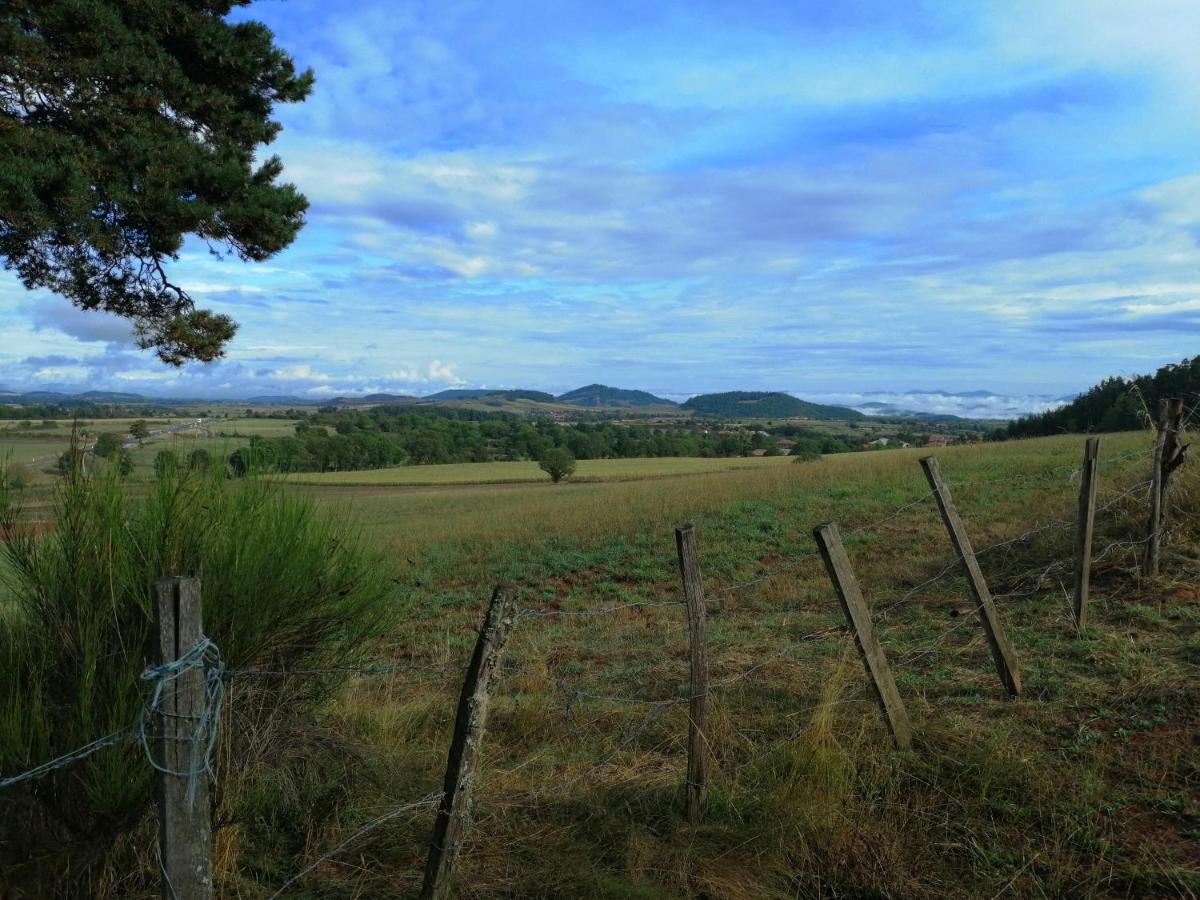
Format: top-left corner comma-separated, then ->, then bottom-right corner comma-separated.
248,430 -> 1199,899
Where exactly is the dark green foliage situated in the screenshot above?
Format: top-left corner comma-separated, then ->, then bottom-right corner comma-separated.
683,391 -> 865,419
91,431 -> 121,458
0,463 -> 395,893
790,438 -> 822,462
187,447 -> 210,470
153,448 -> 178,479
0,0 -> 313,364
539,447 -> 577,482
128,420 -> 149,442
1001,355 -> 1200,439
115,447 -> 133,477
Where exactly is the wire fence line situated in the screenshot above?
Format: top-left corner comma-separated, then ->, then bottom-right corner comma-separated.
0,432 -> 1185,898
0,635 -> 224,796
262,791 -> 444,900
0,447 -> 1153,792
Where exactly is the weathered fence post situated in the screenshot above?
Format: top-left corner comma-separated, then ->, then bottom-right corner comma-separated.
1144,398 -> 1187,577
813,523 -> 912,750
674,523 -> 708,824
153,576 -> 213,900
919,456 -> 1023,697
420,584 -> 517,900
1073,437 -> 1100,631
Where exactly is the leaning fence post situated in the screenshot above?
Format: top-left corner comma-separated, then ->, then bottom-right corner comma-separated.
813,523 -> 912,750
1145,398 -> 1187,577
1073,437 -> 1100,631
420,584 -> 517,900
674,523 -> 708,824
1143,400 -> 1169,576
919,456 -> 1023,697
153,576 -> 213,900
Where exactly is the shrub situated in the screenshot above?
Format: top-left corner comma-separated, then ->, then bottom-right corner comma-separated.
539,447 -> 577,483
153,449 -> 179,480
790,438 -> 823,462
92,431 -> 122,458
0,462 -> 397,895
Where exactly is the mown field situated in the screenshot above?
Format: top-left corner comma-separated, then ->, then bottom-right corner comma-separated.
245,429 -> 1199,899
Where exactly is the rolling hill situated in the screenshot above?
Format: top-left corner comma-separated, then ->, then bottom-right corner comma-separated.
682,391 -> 865,419
556,384 -> 676,408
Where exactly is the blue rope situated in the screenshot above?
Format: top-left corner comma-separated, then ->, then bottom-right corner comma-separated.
139,635 -> 226,808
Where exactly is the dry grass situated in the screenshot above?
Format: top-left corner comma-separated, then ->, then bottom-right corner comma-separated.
219,429 -> 1200,899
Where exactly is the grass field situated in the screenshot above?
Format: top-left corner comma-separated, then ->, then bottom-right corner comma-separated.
4,429 -> 1197,898
285,454 -> 794,486
239,428 -> 1200,899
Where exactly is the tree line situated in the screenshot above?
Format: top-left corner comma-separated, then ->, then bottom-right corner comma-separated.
997,355 -> 1200,439
223,406 -> 862,473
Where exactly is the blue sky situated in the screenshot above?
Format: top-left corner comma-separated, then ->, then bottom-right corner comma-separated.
3,0 -> 1200,411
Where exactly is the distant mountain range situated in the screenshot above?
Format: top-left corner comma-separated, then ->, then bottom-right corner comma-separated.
0,383 -> 1069,421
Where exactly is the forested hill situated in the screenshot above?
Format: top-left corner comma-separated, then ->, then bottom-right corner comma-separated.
683,391 -> 864,419
556,384 -> 675,407
1003,355 -> 1200,438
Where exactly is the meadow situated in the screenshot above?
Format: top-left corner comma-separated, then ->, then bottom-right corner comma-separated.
2,429 -> 1197,898
254,428 -> 1197,899
284,454 -> 794,486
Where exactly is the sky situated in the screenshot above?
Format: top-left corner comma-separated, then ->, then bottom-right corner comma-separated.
3,0 -> 1200,413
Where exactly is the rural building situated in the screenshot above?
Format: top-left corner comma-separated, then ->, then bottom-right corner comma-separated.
925,434 -> 952,447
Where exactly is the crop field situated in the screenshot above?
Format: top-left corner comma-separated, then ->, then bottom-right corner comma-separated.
285,454 -> 794,486
248,428 -> 1200,899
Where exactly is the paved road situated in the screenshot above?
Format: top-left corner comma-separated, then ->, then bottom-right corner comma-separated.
22,418 -> 213,467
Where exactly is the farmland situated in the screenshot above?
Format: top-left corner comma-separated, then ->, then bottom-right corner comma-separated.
284,454 -> 794,486
3,428 -> 1198,898
260,428 -> 1197,898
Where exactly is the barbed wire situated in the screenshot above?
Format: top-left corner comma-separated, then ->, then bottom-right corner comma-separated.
225,660 -> 466,680
518,598 -> 680,619
263,791 -> 443,900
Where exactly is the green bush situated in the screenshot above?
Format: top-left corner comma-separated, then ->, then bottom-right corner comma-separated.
790,438 -> 823,462
0,462 -> 397,895
539,447 -> 577,483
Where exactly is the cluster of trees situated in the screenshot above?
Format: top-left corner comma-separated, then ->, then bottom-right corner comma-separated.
999,355 -> 1200,439
219,407 -> 866,474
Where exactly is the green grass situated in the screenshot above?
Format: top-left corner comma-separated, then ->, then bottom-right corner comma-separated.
264,429 -> 1199,899
6,429 -> 1199,898
0,438 -> 69,463
283,455 -> 795,486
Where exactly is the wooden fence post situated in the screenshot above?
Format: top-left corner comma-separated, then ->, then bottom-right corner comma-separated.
674,523 -> 708,825
919,456 -> 1023,697
1143,400 -> 1168,577
420,584 -> 517,900
1073,437 -> 1100,631
1144,398 -> 1187,577
153,576 -> 213,900
813,523 -> 912,750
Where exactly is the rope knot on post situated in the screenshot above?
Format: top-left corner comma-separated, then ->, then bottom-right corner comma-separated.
139,634 -> 225,807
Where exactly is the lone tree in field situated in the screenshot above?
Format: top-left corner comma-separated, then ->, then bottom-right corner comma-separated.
0,1 -> 313,364
128,420 -> 149,444
538,447 -> 576,483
